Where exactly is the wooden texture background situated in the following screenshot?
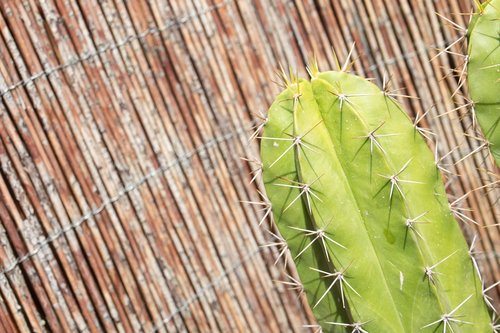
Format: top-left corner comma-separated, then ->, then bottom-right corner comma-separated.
0,0 -> 498,332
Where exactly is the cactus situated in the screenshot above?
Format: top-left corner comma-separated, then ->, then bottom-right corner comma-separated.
466,0 -> 500,167
258,62 -> 492,332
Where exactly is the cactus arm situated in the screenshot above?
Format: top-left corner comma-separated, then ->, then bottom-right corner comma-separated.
260,71 -> 492,332
467,0 -> 500,165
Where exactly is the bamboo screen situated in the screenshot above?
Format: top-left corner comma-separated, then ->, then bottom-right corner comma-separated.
0,0 -> 498,332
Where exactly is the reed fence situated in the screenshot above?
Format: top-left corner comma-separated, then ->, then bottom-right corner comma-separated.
0,0 -> 498,332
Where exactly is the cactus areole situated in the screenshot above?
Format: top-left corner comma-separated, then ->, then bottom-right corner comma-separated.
259,68 -> 491,332
467,0 -> 500,167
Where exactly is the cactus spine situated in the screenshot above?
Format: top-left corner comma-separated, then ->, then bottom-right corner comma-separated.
259,64 -> 492,331
467,0 -> 500,166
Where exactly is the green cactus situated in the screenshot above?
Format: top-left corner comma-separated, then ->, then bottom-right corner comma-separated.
259,64 -> 492,332
466,0 -> 500,167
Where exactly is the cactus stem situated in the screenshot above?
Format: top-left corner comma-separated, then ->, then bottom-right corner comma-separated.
311,265 -> 360,308
421,295 -> 473,332
260,65 -> 493,330
325,320 -> 370,333
423,251 -> 458,284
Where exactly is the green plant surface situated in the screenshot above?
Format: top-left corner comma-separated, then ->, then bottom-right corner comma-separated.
260,69 -> 491,332
467,0 -> 500,166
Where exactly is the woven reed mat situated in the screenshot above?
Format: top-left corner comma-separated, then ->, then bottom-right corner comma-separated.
0,0 -> 497,332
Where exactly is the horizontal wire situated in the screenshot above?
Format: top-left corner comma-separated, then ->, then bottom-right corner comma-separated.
0,123 -> 251,276
0,0 -> 232,99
